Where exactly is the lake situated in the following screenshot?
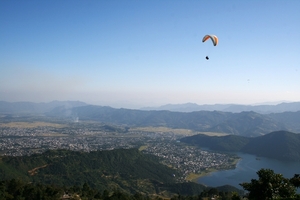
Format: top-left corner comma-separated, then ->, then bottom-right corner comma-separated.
197,152 -> 300,190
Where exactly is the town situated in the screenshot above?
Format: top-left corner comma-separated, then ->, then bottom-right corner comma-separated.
0,121 -> 239,181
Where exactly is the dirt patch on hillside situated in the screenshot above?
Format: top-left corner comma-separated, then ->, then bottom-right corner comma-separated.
28,164 -> 48,176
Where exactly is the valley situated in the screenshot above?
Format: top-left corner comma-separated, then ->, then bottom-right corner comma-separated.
1,101 -> 300,198
0,119 -> 238,182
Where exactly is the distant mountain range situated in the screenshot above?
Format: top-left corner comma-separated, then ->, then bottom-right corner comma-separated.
1,101 -> 300,137
141,102 -> 300,114
180,131 -> 300,161
0,101 -> 87,114
2,101 -> 300,114
47,105 -> 299,137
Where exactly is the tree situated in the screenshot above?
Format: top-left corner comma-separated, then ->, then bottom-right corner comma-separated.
230,192 -> 241,200
240,168 -> 296,200
290,174 -> 300,188
207,188 -> 218,196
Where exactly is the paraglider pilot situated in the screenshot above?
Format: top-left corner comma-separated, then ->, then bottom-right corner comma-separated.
202,35 -> 218,61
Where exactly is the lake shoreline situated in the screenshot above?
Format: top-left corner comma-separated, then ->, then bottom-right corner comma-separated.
186,157 -> 241,182
195,152 -> 300,190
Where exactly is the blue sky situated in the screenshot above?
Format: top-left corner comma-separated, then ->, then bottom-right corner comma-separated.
1,0 -> 300,108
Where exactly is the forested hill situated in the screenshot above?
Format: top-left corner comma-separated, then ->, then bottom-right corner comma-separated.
0,148 -> 215,196
180,131 -> 300,161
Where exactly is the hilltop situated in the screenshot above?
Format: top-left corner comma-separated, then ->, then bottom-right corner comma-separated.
242,131 -> 300,161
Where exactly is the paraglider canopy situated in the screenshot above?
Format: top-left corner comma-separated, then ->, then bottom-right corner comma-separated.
202,35 -> 218,46
202,34 -> 218,60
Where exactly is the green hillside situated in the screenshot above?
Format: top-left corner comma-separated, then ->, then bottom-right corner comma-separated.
268,111 -> 300,132
181,131 -> 300,161
208,111 -> 285,136
242,131 -> 300,161
0,148 -> 211,196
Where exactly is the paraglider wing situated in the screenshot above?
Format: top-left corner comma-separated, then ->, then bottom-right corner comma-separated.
202,35 -> 218,46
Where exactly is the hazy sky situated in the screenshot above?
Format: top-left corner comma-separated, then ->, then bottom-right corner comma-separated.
1,0 -> 300,108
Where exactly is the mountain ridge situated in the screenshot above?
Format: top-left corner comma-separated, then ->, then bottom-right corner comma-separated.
0,100 -> 88,114
2,101 -> 300,136
51,105 -> 292,137
2,100 -> 300,114
141,102 -> 300,114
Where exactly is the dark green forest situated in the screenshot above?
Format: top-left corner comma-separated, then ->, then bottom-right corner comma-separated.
0,149 -> 179,194
1,148 -> 241,197
1,170 -> 299,200
0,178 -> 245,200
0,149 -> 300,199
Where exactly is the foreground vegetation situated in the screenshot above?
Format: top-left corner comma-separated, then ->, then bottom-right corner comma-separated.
0,148 -> 299,199
0,149 -> 179,194
240,169 -> 300,200
1,169 -> 300,200
0,178 -> 239,200
0,148 -> 245,199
